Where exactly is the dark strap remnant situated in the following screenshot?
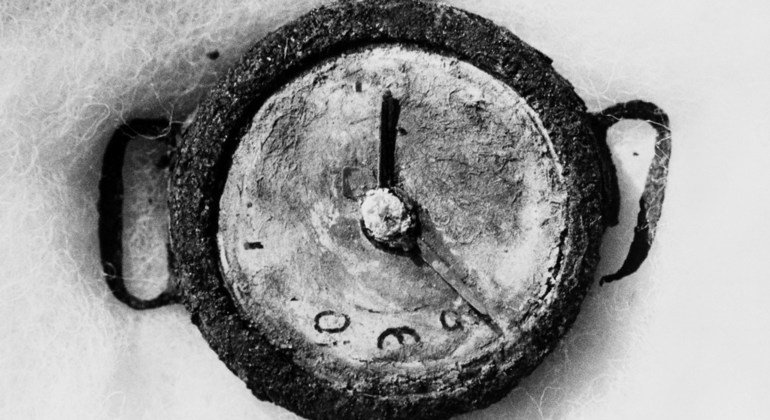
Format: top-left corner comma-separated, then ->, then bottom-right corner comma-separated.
98,119 -> 181,309
592,100 -> 672,285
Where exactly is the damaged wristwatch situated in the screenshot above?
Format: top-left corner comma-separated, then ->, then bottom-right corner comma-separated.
99,1 -> 671,418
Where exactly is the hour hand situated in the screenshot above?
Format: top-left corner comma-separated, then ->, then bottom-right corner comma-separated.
341,90 -> 400,200
378,90 -> 400,188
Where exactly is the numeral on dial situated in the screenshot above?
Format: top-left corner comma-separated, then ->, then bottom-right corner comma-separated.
440,310 -> 462,331
377,326 -> 420,349
314,311 -> 350,333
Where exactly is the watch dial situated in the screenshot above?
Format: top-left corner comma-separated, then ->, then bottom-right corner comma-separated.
217,45 -> 567,393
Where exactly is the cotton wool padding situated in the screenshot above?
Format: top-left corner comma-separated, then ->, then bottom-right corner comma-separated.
1,0 -> 770,419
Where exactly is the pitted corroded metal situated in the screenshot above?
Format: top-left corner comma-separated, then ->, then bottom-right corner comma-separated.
169,1 -> 609,419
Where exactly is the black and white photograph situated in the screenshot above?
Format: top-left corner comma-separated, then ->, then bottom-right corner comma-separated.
1,1 -> 768,419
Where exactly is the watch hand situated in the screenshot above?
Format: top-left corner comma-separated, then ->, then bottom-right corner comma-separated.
367,91 -> 500,335
415,237 -> 503,336
340,91 -> 400,200
378,90 -> 400,188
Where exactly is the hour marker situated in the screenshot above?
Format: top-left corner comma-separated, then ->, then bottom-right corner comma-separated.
440,310 -> 462,331
314,311 -> 350,333
377,326 -> 420,349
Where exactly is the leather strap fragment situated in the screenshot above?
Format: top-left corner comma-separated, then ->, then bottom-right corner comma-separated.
98,119 -> 181,309
593,100 -> 672,284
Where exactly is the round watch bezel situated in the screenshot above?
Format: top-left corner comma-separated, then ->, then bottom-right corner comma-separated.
169,0 -> 607,418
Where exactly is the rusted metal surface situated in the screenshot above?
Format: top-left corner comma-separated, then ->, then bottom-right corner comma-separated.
169,1 -> 609,418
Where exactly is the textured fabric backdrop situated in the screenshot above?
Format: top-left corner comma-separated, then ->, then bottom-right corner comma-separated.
1,0 -> 768,418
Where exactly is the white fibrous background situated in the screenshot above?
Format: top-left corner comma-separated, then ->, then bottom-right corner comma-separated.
1,1 -> 769,419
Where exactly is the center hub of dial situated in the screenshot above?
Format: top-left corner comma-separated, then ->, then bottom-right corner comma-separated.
360,188 -> 418,250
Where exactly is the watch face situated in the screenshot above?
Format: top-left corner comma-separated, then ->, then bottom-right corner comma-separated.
170,0 -> 605,418
217,45 -> 566,392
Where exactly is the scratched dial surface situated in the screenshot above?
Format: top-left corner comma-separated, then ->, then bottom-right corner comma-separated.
217,45 -> 567,389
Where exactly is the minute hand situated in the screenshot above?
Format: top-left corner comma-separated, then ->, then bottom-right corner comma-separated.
415,237 -> 492,318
